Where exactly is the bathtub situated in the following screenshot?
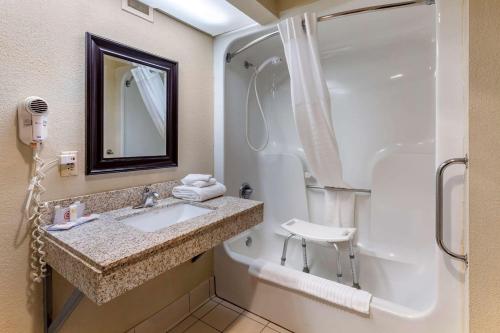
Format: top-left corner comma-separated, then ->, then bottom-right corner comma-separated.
213,0 -> 468,332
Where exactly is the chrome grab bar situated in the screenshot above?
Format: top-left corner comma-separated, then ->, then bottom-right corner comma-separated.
306,185 -> 371,194
436,157 -> 468,264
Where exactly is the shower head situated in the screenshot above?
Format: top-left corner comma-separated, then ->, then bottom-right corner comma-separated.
256,56 -> 282,73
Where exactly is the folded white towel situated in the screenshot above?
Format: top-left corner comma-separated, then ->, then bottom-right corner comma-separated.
172,182 -> 226,202
249,259 -> 372,314
181,174 -> 212,186
191,178 -> 216,188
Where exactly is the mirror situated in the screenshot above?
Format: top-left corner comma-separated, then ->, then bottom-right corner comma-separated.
103,55 -> 167,158
86,33 -> 178,174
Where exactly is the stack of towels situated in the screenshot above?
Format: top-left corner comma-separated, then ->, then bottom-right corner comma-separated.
172,174 -> 226,202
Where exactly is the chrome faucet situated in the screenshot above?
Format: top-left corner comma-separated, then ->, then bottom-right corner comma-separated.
134,187 -> 160,209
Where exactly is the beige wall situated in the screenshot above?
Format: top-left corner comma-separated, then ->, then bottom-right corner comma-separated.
469,1 -> 500,332
230,0 -> 320,25
276,0 -> 318,12
256,0 -> 318,14
0,0 -> 213,332
256,0 -> 279,15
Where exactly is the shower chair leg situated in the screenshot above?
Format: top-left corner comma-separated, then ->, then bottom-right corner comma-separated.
332,243 -> 343,283
301,238 -> 310,273
348,240 -> 361,289
281,234 -> 294,266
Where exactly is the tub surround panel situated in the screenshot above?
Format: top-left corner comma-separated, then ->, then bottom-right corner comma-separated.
42,183 -> 263,305
214,0 -> 466,332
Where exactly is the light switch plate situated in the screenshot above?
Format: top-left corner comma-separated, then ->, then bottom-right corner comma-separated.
59,151 -> 78,176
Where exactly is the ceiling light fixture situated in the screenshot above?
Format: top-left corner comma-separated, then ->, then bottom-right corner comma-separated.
141,0 -> 255,36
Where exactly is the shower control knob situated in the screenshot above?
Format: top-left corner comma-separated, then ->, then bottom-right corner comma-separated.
239,183 -> 253,199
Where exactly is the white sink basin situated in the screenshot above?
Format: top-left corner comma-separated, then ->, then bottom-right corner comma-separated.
121,203 -> 213,232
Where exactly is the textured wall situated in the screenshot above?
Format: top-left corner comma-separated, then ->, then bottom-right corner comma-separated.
469,1 -> 500,332
256,0 -> 279,14
255,0 -> 319,15
0,0 -> 213,332
276,0 -> 318,12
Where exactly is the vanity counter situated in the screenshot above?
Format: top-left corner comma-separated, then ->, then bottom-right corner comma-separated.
42,196 -> 263,305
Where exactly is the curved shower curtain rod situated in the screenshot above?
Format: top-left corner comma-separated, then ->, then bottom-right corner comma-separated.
226,0 -> 435,63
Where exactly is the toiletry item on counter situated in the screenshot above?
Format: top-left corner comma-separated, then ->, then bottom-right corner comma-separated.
53,201 -> 86,224
53,205 -> 65,224
47,214 -> 99,231
53,205 -> 69,224
76,201 -> 85,217
69,203 -> 78,221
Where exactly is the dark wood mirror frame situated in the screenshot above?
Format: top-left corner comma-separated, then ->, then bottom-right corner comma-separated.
85,33 -> 178,175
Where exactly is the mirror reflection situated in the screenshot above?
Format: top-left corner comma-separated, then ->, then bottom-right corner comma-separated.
103,54 -> 167,158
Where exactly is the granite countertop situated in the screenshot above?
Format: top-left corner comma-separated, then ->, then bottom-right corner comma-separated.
44,196 -> 261,273
42,191 -> 263,304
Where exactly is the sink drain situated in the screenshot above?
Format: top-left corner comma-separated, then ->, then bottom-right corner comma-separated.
245,236 -> 253,247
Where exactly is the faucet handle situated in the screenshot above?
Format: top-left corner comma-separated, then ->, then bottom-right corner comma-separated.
133,187 -> 159,209
144,189 -> 160,207
239,183 -> 253,199
142,187 -> 154,200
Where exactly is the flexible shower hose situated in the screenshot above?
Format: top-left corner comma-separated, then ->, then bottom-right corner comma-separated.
245,70 -> 270,152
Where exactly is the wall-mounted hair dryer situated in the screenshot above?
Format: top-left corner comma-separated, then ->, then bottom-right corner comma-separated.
18,96 -> 48,146
17,96 -> 52,282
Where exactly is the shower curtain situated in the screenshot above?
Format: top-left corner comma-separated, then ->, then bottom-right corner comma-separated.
131,65 -> 166,139
278,13 -> 355,228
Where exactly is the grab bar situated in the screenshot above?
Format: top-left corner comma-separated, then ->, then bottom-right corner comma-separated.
306,185 -> 371,194
436,157 -> 468,264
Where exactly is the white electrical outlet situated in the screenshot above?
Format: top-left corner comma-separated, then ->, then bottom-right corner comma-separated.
59,151 -> 78,176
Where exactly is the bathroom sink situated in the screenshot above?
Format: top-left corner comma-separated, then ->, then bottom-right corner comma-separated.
121,203 -> 213,232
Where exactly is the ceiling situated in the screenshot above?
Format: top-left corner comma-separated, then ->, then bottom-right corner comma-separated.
140,0 -> 257,36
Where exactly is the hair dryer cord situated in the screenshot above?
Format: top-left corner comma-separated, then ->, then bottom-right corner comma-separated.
25,145 -> 57,283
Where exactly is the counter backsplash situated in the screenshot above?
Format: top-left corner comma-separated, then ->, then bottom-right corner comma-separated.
41,180 -> 181,225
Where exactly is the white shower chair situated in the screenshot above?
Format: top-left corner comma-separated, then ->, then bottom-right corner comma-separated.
280,218 -> 360,289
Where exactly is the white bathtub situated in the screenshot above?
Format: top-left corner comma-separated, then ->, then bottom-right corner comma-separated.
213,1 -> 468,332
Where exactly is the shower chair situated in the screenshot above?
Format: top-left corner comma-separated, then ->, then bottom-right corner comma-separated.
280,218 -> 360,289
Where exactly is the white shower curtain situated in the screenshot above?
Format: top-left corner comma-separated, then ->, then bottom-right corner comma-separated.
278,13 -> 355,227
131,65 -> 167,139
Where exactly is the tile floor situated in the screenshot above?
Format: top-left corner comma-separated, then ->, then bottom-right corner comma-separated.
168,296 -> 293,333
